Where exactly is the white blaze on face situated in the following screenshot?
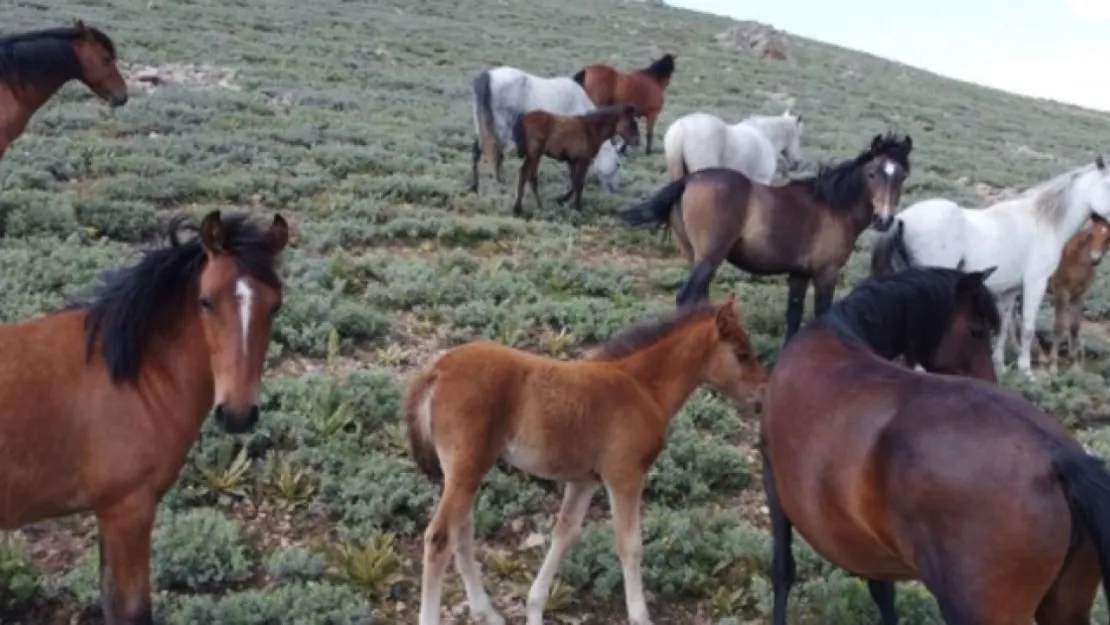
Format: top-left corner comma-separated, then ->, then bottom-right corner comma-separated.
883,161 -> 897,177
235,278 -> 253,354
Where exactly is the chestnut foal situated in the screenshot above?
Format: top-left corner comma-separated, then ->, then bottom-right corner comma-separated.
405,296 -> 767,625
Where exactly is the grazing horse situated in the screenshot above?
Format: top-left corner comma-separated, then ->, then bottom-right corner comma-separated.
0,21 -> 128,162
510,103 -> 640,215
870,156 -> 1110,376
1006,212 -> 1110,374
573,53 -> 676,154
662,110 -> 806,184
406,296 -> 767,625
470,66 -> 624,195
0,211 -> 288,624
760,265 -> 1110,625
619,132 -> 913,343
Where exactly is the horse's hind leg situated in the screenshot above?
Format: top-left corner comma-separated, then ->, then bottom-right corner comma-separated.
96,495 -> 157,625
1035,540 -> 1100,625
454,508 -> 505,625
783,273 -> 811,345
1067,299 -> 1084,372
675,260 -> 718,308
605,472 -> 652,625
420,466 -> 491,625
867,579 -> 898,625
762,449 -> 796,625
512,157 -> 534,217
470,139 -> 482,194
525,480 -> 600,625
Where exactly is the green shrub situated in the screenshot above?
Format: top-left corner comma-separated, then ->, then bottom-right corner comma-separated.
153,509 -> 254,593
168,581 -> 373,624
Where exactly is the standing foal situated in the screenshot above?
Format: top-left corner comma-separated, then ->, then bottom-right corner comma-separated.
406,296 -> 766,625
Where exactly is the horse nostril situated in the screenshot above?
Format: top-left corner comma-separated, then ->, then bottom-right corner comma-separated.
248,405 -> 261,426
213,403 -> 227,425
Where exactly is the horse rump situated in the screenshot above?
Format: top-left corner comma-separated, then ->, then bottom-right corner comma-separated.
403,367 -> 443,481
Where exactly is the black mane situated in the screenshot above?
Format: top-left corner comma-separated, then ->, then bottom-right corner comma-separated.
0,25 -> 116,85
589,302 -> 716,361
640,53 -> 675,81
812,267 -> 1000,366
74,213 -> 282,384
792,132 -> 912,211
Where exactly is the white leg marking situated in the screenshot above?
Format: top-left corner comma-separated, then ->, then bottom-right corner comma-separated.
235,278 -> 253,354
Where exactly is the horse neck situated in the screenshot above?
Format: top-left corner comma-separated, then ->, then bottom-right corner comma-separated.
609,326 -> 714,420
588,113 -> 620,143
135,306 -> 216,441
5,75 -> 71,121
747,118 -> 791,149
1053,173 -> 1101,241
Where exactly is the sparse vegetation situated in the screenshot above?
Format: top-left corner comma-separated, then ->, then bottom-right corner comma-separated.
3,0 -> 1110,623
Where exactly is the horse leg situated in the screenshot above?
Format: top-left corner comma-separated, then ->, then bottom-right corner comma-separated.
527,164 -> 542,212
783,273 -> 810,345
453,508 -> 504,625
1035,538 -> 1100,625
605,474 -> 652,625
812,269 -> 840,319
675,260 -> 718,308
470,139 -> 482,194
1050,300 -> 1066,376
1019,277 -> 1051,376
420,466 -> 489,625
495,147 -> 505,185
96,496 -> 156,625
570,161 -> 589,212
867,579 -> 899,625
1068,300 -> 1084,373
993,291 -> 1019,372
644,111 -> 658,155
512,158 -> 532,217
525,480 -> 600,625
556,163 -> 575,205
763,449 -> 796,625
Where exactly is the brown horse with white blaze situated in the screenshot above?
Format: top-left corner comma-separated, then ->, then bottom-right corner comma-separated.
0,21 -> 127,162
511,103 -> 640,215
0,211 -> 287,624
619,132 -> 912,344
573,53 -> 675,154
761,266 -> 1110,625
406,296 -> 766,625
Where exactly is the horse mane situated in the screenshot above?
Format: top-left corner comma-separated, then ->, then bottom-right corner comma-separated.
74,213 -> 282,384
1029,164 -> 1093,226
813,267 -> 1000,366
588,302 -> 717,361
0,25 -> 116,84
791,132 -> 911,211
639,53 -> 675,81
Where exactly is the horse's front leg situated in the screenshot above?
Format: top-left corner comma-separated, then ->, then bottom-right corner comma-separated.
96,495 -> 156,625
867,579 -> 899,625
783,273 -> 810,345
1019,277 -> 1050,376
644,111 -> 658,155
812,268 -> 840,319
762,447 -> 796,625
555,163 -> 576,205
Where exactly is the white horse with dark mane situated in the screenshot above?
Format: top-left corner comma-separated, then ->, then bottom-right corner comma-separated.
469,66 -> 623,195
661,110 -> 805,183
870,156 -> 1110,376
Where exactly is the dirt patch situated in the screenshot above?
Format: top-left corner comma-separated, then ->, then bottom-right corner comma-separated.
955,176 -> 1018,203
19,519 -> 92,574
122,62 -> 242,93
714,23 -> 788,61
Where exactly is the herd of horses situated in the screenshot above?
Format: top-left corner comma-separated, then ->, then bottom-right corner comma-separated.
5,18 -> 1110,625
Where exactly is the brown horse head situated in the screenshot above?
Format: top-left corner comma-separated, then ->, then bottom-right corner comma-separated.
1086,212 -> 1110,265
197,211 -> 289,432
615,103 -> 641,148
929,266 -> 999,381
862,132 -> 913,231
702,294 -> 768,404
71,21 -> 127,107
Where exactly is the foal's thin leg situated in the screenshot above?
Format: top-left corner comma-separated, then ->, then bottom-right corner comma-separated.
512,159 -> 531,216
867,579 -> 899,625
764,451 -> 796,625
783,273 -> 810,345
644,112 -> 658,155
420,473 -> 485,625
1050,302 -> 1066,375
556,163 -> 577,205
528,165 -> 542,212
570,161 -> 589,212
96,496 -> 157,625
526,480 -> 600,625
606,476 -> 652,625
454,509 -> 504,625
1068,300 -> 1085,372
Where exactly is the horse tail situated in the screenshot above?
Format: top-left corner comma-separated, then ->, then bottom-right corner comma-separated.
619,177 -> 688,228
403,365 -> 443,482
572,68 -> 586,86
869,219 -> 914,276
472,70 -> 499,166
1051,449 -> 1110,604
511,113 -> 528,159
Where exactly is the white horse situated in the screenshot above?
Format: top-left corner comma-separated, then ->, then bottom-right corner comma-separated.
469,66 -> 623,195
661,110 -> 805,183
870,156 -> 1110,376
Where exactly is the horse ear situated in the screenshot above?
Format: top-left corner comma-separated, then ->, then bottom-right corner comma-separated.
1097,154 -> 1106,171
265,214 -> 290,253
199,210 -> 227,254
716,293 -> 740,335
902,135 -> 913,152
1092,211 -> 1110,226
870,134 -> 883,154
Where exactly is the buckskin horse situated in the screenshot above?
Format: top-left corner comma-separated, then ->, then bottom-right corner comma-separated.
0,21 -> 128,162
573,53 -> 675,154
0,211 -> 288,624
406,296 -> 766,625
619,132 -> 913,345
761,266 -> 1110,625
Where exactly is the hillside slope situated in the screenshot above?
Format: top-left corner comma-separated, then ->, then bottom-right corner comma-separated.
3,0 -> 1110,623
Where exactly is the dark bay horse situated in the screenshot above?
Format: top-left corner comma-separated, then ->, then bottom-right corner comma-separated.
761,266 -> 1110,625
0,21 -> 128,162
618,132 -> 913,344
510,103 -> 640,216
0,211 -> 288,624
573,53 -> 675,154
406,296 -> 766,625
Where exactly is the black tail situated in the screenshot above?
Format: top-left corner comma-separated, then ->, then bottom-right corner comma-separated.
572,68 -> 586,85
511,114 -> 527,158
869,219 -> 913,276
1053,450 -> 1110,605
472,70 -> 498,158
618,177 -> 688,228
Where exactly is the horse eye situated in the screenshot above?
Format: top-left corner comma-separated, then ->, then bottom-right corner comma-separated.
969,324 -> 988,339
199,296 -> 215,312
271,302 -> 282,316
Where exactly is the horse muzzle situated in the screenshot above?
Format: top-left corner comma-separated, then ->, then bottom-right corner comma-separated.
872,213 -> 895,232
214,403 -> 260,434
108,92 -> 129,108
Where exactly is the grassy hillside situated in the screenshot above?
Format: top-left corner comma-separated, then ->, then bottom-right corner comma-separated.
4,0 -> 1110,623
